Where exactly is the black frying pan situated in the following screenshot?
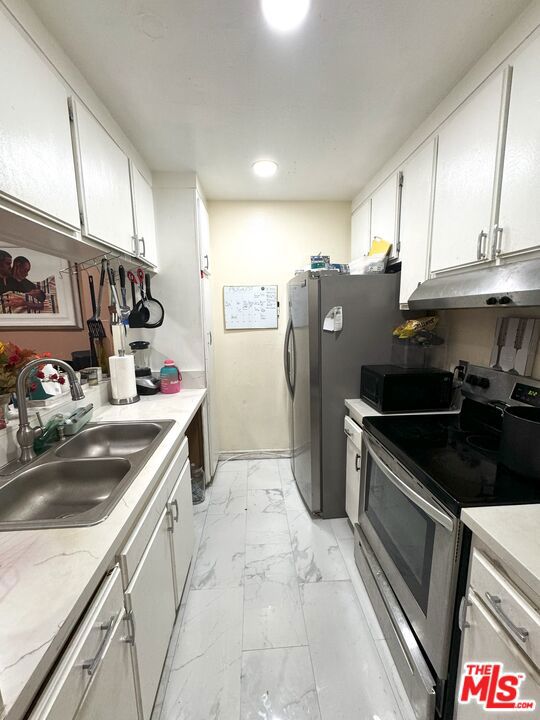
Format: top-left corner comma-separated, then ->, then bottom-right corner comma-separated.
143,273 -> 164,328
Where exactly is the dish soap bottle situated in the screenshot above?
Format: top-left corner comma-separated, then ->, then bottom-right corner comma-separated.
160,360 -> 182,394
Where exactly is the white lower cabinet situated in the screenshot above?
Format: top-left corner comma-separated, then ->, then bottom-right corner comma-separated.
344,416 -> 363,525
28,568 -> 135,720
125,510 -> 176,720
454,546 -> 540,719
167,459 -> 195,607
74,609 -> 138,720
29,438 -> 195,720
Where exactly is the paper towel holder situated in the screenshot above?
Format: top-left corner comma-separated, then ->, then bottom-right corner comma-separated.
109,349 -> 140,405
110,395 -> 140,406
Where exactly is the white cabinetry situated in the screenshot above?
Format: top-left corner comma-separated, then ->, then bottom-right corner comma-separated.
430,73 -> 504,273
74,609 -> 138,720
28,568 -> 136,720
371,173 -> 402,258
70,99 -> 135,254
197,194 -> 219,477
125,511 -> 176,720
399,140 -> 437,305
131,163 -> 158,266
0,8 -> 80,229
344,416 -> 363,525
498,33 -> 540,258
167,459 -> 195,606
455,547 -> 540,719
351,200 -> 371,260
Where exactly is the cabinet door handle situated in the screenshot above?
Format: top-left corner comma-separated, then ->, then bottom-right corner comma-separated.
83,611 -> 121,676
458,595 -> 470,631
485,592 -> 529,642
172,499 -> 179,523
477,230 -> 487,260
355,453 -> 361,472
494,225 -> 504,256
203,254 -> 209,270
139,236 -> 146,257
124,609 -> 136,645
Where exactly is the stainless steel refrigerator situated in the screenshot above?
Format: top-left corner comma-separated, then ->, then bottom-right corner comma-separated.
284,270 -> 402,518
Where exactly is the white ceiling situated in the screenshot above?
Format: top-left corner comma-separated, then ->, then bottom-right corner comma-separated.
29,0 -> 530,200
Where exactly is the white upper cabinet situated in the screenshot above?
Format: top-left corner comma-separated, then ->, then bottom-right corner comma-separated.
371,172 -> 402,258
430,73 -> 504,273
399,140 -> 437,305
498,33 -> 540,258
0,9 -> 80,228
351,200 -> 371,260
70,99 -> 135,254
131,163 -> 158,266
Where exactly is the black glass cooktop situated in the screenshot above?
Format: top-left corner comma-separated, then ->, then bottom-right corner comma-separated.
364,399 -> 540,516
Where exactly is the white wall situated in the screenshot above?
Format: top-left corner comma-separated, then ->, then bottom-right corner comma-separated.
209,201 -> 351,453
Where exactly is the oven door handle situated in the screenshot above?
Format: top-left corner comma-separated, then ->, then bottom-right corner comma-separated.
364,436 -> 454,533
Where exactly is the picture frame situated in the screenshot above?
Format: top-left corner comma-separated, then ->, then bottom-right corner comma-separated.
0,247 -> 82,330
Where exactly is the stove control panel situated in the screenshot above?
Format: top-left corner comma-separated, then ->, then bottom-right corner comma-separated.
511,382 -> 540,407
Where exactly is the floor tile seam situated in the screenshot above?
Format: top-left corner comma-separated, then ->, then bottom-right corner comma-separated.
240,642 -> 310,654
280,480 -> 325,720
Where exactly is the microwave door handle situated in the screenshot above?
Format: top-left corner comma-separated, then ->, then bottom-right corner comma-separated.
364,436 -> 454,533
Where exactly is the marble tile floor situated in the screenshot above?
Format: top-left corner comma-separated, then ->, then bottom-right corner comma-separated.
152,458 -> 416,720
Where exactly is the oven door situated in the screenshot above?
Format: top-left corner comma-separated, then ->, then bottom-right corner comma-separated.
358,431 -> 461,679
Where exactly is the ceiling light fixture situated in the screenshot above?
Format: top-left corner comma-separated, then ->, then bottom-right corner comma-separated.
252,160 -> 278,178
261,0 -> 310,32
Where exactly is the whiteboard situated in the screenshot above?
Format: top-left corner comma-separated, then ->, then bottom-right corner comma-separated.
223,285 -> 278,330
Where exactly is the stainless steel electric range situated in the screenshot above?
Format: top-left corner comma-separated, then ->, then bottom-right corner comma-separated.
354,364 -> 540,720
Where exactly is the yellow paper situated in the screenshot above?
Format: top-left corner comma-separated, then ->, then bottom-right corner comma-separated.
369,237 -> 392,256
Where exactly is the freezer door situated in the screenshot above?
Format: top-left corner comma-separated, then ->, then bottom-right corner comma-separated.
288,274 -> 320,512
319,272 -> 401,517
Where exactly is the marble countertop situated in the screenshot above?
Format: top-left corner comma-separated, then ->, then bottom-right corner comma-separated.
0,389 -> 206,720
461,505 -> 540,600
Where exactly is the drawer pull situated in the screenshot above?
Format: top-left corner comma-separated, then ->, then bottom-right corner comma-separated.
171,499 -> 179,523
485,592 -> 529,643
82,611 -> 120,676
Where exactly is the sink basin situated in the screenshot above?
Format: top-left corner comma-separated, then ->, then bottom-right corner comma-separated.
56,422 -> 162,458
0,459 -> 130,524
0,419 -> 174,530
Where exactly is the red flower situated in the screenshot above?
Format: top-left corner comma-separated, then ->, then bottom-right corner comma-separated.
29,382 -> 37,392
41,352 -> 52,359
8,353 -> 21,366
36,370 -> 45,380
57,376 -> 66,385
49,373 -> 58,381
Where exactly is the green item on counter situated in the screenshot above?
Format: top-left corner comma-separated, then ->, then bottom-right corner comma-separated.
33,414 -> 64,455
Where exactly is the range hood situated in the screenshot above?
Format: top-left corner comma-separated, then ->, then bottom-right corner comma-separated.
408,260 -> 540,309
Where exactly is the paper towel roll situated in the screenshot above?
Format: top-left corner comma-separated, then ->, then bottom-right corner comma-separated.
109,354 -> 138,402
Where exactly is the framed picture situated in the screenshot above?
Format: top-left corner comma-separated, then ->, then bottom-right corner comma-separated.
0,247 -> 82,329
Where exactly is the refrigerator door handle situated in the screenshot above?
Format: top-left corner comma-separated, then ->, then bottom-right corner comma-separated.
284,317 -> 294,397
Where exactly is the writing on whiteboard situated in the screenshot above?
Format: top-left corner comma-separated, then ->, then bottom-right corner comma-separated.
224,285 -> 278,330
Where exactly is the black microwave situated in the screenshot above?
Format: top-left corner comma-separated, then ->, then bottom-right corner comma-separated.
360,365 -> 454,413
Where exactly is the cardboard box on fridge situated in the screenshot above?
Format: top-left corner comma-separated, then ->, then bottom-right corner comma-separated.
490,317 -> 540,376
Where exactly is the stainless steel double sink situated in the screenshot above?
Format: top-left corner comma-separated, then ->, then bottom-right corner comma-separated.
0,420 -> 174,531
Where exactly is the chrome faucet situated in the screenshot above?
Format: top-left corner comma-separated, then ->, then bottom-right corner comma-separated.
16,358 -> 85,464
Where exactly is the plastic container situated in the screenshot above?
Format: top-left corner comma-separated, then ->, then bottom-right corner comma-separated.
160,360 -> 182,394
191,463 -> 206,505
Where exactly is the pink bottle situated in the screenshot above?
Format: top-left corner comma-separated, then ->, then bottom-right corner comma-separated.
160,360 -> 182,394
